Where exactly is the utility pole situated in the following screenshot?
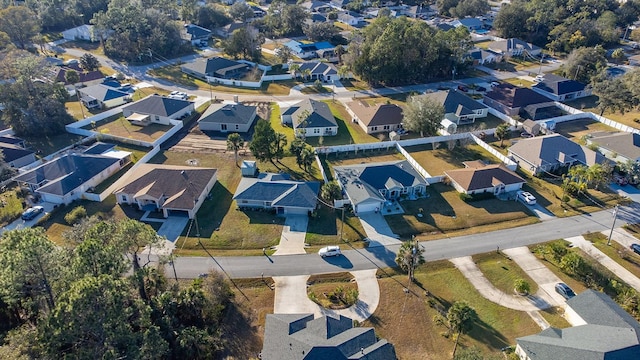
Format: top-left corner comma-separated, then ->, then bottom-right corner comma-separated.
170,252 -> 178,282
607,205 -> 620,246
339,205 -> 345,241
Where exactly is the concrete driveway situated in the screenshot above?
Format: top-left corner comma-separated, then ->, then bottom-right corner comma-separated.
274,215 -> 309,256
358,212 -> 401,247
1,201 -> 57,236
527,203 -> 556,221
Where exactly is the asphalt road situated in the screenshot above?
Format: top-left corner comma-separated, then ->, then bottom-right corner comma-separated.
170,206 -> 636,279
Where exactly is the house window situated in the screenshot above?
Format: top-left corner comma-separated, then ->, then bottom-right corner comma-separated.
235,124 -> 239,130
155,116 -> 160,121
372,126 -> 378,131
383,125 -> 389,130
314,128 -> 320,134
221,124 -> 227,130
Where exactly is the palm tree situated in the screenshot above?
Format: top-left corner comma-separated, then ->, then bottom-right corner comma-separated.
226,133 -> 244,166
395,241 -> 424,281
301,68 -> 312,82
65,70 -> 84,119
495,123 -> 510,147
447,301 -> 477,357
300,147 -> 315,172
320,181 -> 342,203
274,132 -> 288,163
289,63 -> 300,79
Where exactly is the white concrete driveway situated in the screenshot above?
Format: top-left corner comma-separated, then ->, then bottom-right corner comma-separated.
1,201 -> 57,236
274,215 -> 309,256
358,212 -> 401,247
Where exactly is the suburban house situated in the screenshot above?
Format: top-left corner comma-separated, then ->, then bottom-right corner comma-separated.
181,57 -> 250,80
508,134 -> 608,175
122,94 -> 194,126
515,290 -> 640,360
262,313 -> 397,360
0,140 -> 36,168
182,23 -> 211,45
301,0 -> 333,13
114,164 -> 217,219
531,74 -> 591,101
197,102 -> 257,133
51,63 -> 104,86
483,84 -> 553,117
337,11 -> 364,26
233,173 -> 320,215
61,24 -> 101,42
423,90 -> 489,125
488,38 -> 542,57
451,17 -> 484,31
285,40 -> 336,60
281,99 -> 338,137
14,143 -> 131,204
345,101 -> 404,135
586,132 -> 640,163
297,61 -> 339,82
444,161 -> 526,195
215,21 -> 245,38
468,47 -> 502,65
334,161 -> 428,215
77,84 -> 131,110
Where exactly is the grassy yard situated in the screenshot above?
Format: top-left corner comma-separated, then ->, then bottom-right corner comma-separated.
340,78 -> 371,91
65,96 -> 102,120
565,96 -> 640,130
366,262 -> 539,359
86,115 -> 173,143
301,100 -> 379,147
474,40 -> 491,49
268,103 -> 296,145
385,183 -> 538,239
307,272 -> 358,309
473,252 -> 539,295
502,77 -> 535,88
457,113 -> 506,132
132,86 -> 171,100
305,205 -> 368,250
23,133 -> 85,157
585,231 -> 640,280
553,117 -> 617,143
258,156 -> 323,182
0,189 -> 25,227
404,144 -> 502,176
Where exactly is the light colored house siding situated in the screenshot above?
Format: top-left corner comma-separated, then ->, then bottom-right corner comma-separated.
366,123 -> 402,135
199,121 -> 252,133
296,126 -> 338,137
9,153 -> 36,168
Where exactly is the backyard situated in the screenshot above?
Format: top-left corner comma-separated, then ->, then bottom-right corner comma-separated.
564,96 -> 640,130
405,143 -> 502,176
84,114 -> 173,143
23,132 -> 85,157
553,117 -> 617,143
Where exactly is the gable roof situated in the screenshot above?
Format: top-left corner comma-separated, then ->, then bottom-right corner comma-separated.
488,38 -> 541,54
509,134 -> 607,169
445,162 -> 525,191
452,17 -> 483,28
83,142 -> 116,155
51,64 -> 104,85
198,103 -> 257,125
181,57 -> 249,78
122,95 -> 193,117
423,90 -> 487,116
334,161 -> 427,206
0,135 -> 25,146
0,144 -> 34,163
533,74 -> 587,96
346,101 -> 404,127
15,153 -> 121,196
484,84 -> 552,109
517,290 -> 640,360
233,174 -> 320,209
184,24 -> 211,39
262,313 -> 397,360
298,62 -> 338,76
286,99 -> 337,129
115,164 -> 217,211
78,84 -> 129,102
588,132 -> 640,161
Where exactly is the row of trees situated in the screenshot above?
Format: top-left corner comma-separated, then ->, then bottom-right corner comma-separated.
437,0 -> 490,19
0,219 -> 234,359
591,65 -> 640,116
494,0 -> 640,53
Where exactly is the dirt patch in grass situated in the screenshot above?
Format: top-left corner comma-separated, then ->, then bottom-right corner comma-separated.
86,115 -> 173,143
405,144 -> 502,176
367,262 -> 539,359
473,252 -> 539,295
386,183 -> 537,238
554,118 -> 617,143
307,272 -> 358,309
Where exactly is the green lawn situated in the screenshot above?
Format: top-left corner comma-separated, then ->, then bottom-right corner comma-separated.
385,183 -> 538,239
584,231 -> 640,280
503,77 -> 535,88
474,252 -> 539,295
367,261 -> 540,359
302,101 -> 378,147
404,144 -> 502,176
564,96 -> 640,130
305,205 -> 368,250
23,133 -> 85,157
554,118 -> 617,143
457,113 -> 505,132
268,103 -> 296,146
340,78 -> 371,92
0,189 -> 25,227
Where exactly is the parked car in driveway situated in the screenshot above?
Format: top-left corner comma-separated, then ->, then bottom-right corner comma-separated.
21,206 -> 44,220
318,246 -> 341,257
457,85 -> 468,92
517,191 -> 537,205
555,283 -> 576,299
631,243 -> 640,255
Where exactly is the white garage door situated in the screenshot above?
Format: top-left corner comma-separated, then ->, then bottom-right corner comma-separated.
356,201 -> 381,214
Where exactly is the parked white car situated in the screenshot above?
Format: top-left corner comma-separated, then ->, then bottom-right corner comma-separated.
318,246 -> 341,257
169,91 -> 188,100
517,191 -> 537,205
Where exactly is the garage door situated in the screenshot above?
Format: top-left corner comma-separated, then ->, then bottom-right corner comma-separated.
167,209 -> 190,217
285,207 -> 309,215
356,202 -> 381,214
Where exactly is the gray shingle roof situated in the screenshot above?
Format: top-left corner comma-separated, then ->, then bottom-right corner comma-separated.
185,24 -> 211,39
15,154 -> 120,196
198,103 -> 257,125
299,62 -> 338,76
233,174 -> 320,209
423,90 -> 487,116
288,99 -> 337,129
181,57 -> 249,78
0,144 -> 34,163
78,84 -> 129,102
484,84 -> 552,108
533,74 -> 587,96
588,132 -> 640,161
509,134 -> 607,169
122,95 -> 193,117
262,314 -> 397,360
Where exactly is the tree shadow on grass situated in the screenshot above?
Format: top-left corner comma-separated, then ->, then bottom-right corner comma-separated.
218,302 -> 263,360
190,182 -> 232,238
466,317 -> 510,350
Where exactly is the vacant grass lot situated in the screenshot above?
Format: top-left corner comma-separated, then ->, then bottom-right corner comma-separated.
474,252 -> 539,295
386,183 -> 538,238
585,231 -> 640,280
565,95 -> 640,130
405,144 -> 502,176
305,205 -> 368,249
23,133 -> 85,157
269,103 -> 295,146
553,117 -> 617,143
0,189 -> 25,227
86,115 -> 173,142
366,262 -> 539,360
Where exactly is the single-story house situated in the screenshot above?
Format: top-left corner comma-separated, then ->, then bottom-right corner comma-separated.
423,90 -> 489,125
468,47 -> 502,65
51,63 -> 104,86
285,40 -> 336,60
14,145 -> 131,204
182,24 -> 211,45
337,11 -> 364,26
508,134 -> 608,175
122,94 -> 194,126
181,57 -> 250,80
483,84 -> 553,117
300,0 -> 333,12
531,74 -> 591,101
114,164 -> 217,219
586,131 -> 640,163
233,173 -> 320,215
345,101 -> 404,134
282,99 -> 338,137
515,290 -> 640,360
445,161 -> 526,195
451,17 -> 484,31
198,102 -> 257,133
77,84 -> 131,110
262,313 -> 397,360
488,38 -> 542,57
215,21 -> 245,38
0,142 -> 36,168
61,24 -> 100,42
334,160 -> 428,215
297,61 -> 339,82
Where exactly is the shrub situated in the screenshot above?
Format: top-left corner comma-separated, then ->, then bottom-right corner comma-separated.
514,278 -> 531,295
459,193 -> 472,202
64,206 -> 87,225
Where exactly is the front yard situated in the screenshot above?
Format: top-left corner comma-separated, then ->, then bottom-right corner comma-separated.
305,205 -> 368,250
84,114 -> 173,143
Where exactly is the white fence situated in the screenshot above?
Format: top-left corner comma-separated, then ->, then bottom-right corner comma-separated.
469,133 -> 518,171
555,102 -> 640,135
396,142 -> 432,179
487,107 -> 519,127
263,74 -> 294,81
315,155 -> 329,183
206,75 -> 263,89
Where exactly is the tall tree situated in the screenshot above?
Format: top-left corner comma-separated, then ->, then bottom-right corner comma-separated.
304,22 -> 339,42
249,120 -> 277,164
299,146 -> 315,172
222,27 -> 263,61
494,123 -> 510,147
592,76 -> 634,116
274,132 -> 288,163
447,301 -> 477,357
0,6 -> 41,49
395,240 -> 425,281
229,1 -> 254,22
320,181 -> 342,203
79,53 -> 100,72
226,132 -> 244,166
403,95 -> 445,137
562,46 -> 607,84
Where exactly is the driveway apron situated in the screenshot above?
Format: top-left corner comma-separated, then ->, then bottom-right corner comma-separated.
274,215 -> 309,256
358,212 -> 402,247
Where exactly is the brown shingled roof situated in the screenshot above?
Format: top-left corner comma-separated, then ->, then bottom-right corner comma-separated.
346,101 -> 404,127
445,163 -> 525,192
